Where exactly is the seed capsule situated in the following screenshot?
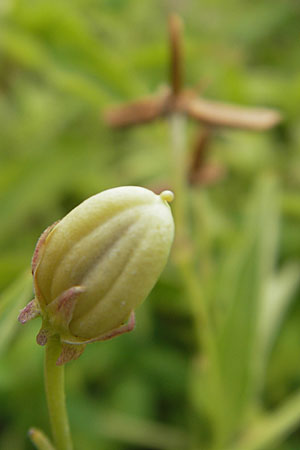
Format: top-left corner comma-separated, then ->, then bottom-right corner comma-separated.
19,186 -> 174,364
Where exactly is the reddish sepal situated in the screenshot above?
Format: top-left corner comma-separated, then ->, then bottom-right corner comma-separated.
18,299 -> 40,324
31,221 -> 59,276
89,310 -> 136,343
56,343 -> 86,366
47,286 -> 86,331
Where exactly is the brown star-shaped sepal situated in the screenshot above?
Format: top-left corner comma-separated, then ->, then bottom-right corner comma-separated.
104,14 -> 280,130
103,14 -> 281,184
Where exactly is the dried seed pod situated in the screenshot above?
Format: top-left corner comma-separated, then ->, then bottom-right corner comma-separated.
19,187 -> 174,364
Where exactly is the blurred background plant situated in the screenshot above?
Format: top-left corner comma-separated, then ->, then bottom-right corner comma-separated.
0,0 -> 300,449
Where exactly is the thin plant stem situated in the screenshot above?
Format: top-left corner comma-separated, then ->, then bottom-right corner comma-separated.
169,113 -> 187,237
169,112 -> 227,449
28,428 -> 55,450
169,112 -> 213,349
44,335 -> 73,450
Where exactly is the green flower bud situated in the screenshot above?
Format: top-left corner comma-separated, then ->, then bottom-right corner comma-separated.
19,186 -> 174,364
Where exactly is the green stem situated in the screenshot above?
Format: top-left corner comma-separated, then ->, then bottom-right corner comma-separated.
169,113 -> 215,351
169,113 -> 187,234
29,428 -> 55,450
169,113 -> 226,449
44,335 -> 73,450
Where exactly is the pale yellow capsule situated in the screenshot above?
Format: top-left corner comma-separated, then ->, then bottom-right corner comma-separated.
19,186 -> 174,364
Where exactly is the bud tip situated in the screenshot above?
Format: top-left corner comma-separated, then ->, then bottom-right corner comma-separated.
160,190 -> 174,203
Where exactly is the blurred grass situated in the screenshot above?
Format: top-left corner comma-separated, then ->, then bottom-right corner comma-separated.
0,0 -> 300,449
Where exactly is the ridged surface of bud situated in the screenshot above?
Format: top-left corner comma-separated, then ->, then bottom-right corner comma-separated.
19,186 -> 174,362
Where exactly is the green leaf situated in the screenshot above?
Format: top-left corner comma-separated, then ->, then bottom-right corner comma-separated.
255,263 -> 300,387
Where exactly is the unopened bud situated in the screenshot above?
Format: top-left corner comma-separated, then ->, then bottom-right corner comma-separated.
19,186 -> 174,364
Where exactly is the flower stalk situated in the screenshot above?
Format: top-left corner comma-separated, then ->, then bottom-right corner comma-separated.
44,335 -> 73,450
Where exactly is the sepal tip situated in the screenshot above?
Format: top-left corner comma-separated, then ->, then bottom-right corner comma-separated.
18,299 -> 40,324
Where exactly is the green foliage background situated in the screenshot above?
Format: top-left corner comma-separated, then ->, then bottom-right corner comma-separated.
0,0 -> 300,449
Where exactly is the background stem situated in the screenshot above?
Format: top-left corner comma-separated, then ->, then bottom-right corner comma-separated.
169,112 -> 215,351
169,113 -> 187,235
44,335 -> 73,450
29,428 -> 55,450
169,112 -> 226,449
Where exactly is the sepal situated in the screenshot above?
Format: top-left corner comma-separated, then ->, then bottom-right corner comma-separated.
56,342 -> 86,366
47,286 -> 86,334
62,310 -> 136,345
92,310 -> 136,342
31,221 -> 59,276
18,299 -> 40,324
